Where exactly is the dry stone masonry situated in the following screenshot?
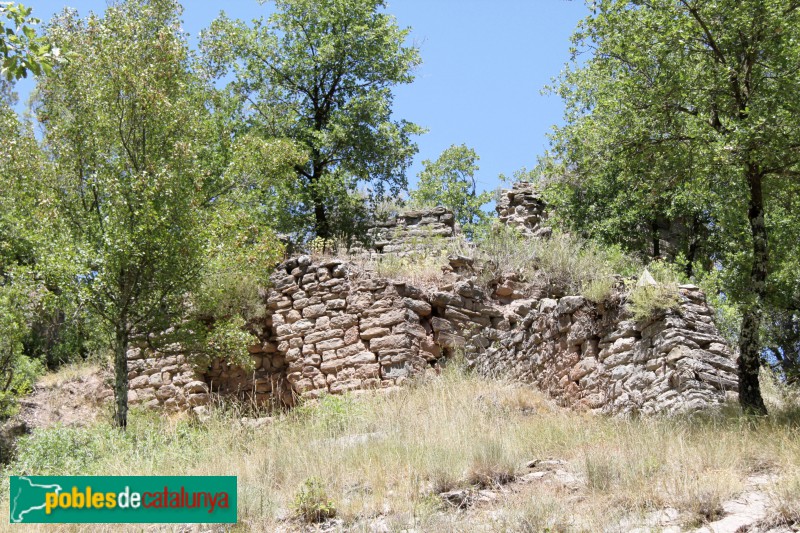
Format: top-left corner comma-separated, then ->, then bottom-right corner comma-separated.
353,206 -> 456,257
126,348 -> 210,411
127,185 -> 739,416
496,182 -> 550,238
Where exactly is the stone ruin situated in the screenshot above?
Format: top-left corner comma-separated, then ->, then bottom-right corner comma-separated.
125,185 -> 739,416
496,182 -> 550,238
350,206 -> 456,258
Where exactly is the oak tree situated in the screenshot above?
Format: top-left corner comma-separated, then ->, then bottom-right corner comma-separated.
201,0 -> 423,241
409,144 -> 492,233
544,0 -> 800,413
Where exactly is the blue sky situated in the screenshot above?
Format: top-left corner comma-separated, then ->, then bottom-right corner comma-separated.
13,0 -> 589,197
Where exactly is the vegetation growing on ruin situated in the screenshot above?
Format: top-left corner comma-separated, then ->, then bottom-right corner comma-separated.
0,0 -> 798,486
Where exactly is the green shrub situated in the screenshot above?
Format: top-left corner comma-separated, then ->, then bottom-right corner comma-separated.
291,477 -> 336,523
291,393 -> 364,436
581,277 -> 616,303
626,284 -> 681,321
0,353 -> 43,419
4,408 -> 215,476
626,261 -> 683,321
470,224 -> 638,299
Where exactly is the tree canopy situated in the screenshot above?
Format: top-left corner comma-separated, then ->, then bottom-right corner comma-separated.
543,0 -> 800,413
35,0 -> 281,427
201,0 -> 423,242
409,144 -> 491,233
1,2 -> 55,80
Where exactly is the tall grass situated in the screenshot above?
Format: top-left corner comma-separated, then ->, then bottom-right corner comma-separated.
467,225 -> 639,300
3,366 -> 799,531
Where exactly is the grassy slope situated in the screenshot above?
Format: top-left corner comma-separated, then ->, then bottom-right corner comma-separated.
2,364 -> 799,532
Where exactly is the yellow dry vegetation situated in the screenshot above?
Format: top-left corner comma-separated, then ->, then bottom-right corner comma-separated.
2,364 -> 799,532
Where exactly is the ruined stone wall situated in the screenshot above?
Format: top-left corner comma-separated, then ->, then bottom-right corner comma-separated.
357,206 -> 456,257
496,182 -> 550,238
469,285 -> 737,415
192,254 -> 737,416
126,348 -> 211,412
126,200 -> 738,416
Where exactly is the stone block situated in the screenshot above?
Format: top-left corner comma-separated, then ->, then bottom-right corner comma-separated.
370,334 -> 411,352
569,357 -> 598,382
305,328 -> 344,344
437,332 -> 466,348
155,385 -> 178,401
130,375 -> 150,389
327,299 -> 347,310
364,308 -> 407,329
302,304 -> 327,319
361,327 -> 391,339
404,298 -> 431,316
316,338 -> 345,352
392,322 -> 427,339
556,296 -> 585,315
331,314 -> 358,329
337,341 -> 366,358
431,317 -> 454,333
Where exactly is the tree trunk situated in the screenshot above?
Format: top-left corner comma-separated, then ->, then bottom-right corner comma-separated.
651,219 -> 661,258
685,215 -> 701,279
309,162 -> 330,240
738,164 -> 768,415
113,325 -> 129,429
314,200 -> 330,240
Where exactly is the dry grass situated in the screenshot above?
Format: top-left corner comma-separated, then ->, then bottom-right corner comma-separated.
2,367 -> 800,532
466,225 -> 639,298
33,361 -> 103,389
372,252 -> 449,287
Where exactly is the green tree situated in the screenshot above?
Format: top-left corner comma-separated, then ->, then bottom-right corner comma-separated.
409,144 -> 492,232
0,102 -> 47,417
201,0 -> 423,241
1,2 -> 55,80
36,0 -> 230,428
544,0 -> 800,413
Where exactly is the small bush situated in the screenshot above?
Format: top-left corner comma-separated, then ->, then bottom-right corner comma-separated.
470,224 -> 638,298
583,453 -> 620,492
766,473 -> 800,528
291,393 -> 364,436
686,489 -> 725,526
581,277 -> 616,303
0,355 -> 44,419
466,441 -> 517,488
291,477 -> 337,523
626,284 -> 681,321
626,261 -> 682,321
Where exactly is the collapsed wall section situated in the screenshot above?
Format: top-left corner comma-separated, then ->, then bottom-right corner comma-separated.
126,349 -> 210,412
353,206 -> 456,257
126,202 -> 739,416
467,284 -> 737,415
496,182 -> 550,238
181,254 -> 737,416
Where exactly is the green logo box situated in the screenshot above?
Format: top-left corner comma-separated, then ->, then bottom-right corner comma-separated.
9,476 -> 237,524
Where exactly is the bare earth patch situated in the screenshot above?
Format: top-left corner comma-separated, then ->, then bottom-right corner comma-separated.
16,365 -> 111,431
